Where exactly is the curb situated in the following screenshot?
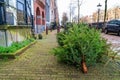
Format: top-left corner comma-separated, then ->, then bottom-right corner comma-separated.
0,40 -> 37,59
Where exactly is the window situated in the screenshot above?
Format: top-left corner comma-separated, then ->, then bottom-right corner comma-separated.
108,20 -> 115,24
5,0 -> 15,7
26,0 -> 31,25
6,12 -> 14,25
118,21 -> 120,25
5,0 -> 9,5
5,0 -> 17,25
115,20 -> 120,25
8,0 -> 14,6
17,1 -> 25,25
42,11 -> 44,18
42,11 -> 45,25
17,0 -> 24,3
0,5 -> 5,24
18,2 -> 24,11
27,6 -> 31,24
17,0 -> 32,25
27,0 -> 31,5
1,6 -> 5,22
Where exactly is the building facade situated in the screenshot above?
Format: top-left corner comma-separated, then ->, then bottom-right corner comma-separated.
45,0 -> 50,28
50,0 -> 55,23
0,0 -> 33,47
0,0 -> 7,24
0,0 -> 33,25
50,0 -> 59,29
91,6 -> 120,23
55,0 -> 59,26
80,6 -> 120,24
107,6 -> 120,21
92,12 -> 98,23
34,0 -> 45,34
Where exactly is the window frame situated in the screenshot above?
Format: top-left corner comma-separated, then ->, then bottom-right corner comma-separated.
17,0 -> 25,25
26,0 -> 32,25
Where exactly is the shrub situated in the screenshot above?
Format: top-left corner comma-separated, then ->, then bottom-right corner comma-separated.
0,38 -> 35,54
52,23 -> 110,67
66,22 -> 73,29
57,31 -> 66,46
38,34 -> 43,39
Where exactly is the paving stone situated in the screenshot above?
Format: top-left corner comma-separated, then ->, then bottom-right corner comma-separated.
0,30 -> 119,80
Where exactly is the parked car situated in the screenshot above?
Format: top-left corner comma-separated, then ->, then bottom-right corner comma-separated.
103,19 -> 120,36
89,22 -> 104,29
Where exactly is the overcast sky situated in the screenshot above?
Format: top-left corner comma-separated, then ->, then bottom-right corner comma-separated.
57,0 -> 120,21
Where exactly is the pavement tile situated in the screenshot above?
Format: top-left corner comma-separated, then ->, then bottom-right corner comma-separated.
0,30 -> 119,80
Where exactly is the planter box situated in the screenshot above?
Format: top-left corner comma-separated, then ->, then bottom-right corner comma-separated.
0,25 -> 32,47
0,40 -> 36,59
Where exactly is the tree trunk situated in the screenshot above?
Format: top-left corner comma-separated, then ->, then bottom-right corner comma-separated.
104,0 -> 108,25
81,60 -> 88,73
81,55 -> 88,73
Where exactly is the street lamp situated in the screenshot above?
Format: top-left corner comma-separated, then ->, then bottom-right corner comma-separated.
97,3 -> 102,29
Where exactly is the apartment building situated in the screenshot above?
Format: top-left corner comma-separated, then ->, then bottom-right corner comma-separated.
34,0 -> 46,34
107,6 -> 120,21
92,6 -> 120,23
0,0 -> 33,47
50,0 -> 59,29
45,0 -> 50,28
0,0 -> 33,25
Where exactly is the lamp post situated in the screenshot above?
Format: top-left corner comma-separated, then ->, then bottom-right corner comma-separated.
97,3 -> 102,29
78,0 -> 80,23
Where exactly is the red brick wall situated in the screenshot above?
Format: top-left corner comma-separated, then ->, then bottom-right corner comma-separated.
34,0 -> 45,25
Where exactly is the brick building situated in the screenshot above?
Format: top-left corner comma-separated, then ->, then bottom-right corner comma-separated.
34,0 -> 46,34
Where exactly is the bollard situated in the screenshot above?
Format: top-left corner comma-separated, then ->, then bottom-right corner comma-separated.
57,26 -> 60,33
46,26 -> 48,35
50,26 -> 52,32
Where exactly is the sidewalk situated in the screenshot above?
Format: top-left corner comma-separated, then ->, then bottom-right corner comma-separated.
0,30 -> 119,80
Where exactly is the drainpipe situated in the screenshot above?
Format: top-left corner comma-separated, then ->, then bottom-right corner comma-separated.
24,0 -> 28,25
4,29 -> 8,47
31,15 -> 35,37
3,1 -> 6,24
28,0 -> 35,37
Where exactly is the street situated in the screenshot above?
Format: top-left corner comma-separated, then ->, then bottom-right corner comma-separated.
102,33 -> 120,55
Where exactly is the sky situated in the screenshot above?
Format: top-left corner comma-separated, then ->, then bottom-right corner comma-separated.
57,0 -> 120,21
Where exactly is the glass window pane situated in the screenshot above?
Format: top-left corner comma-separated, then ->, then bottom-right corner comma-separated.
0,6 -> 5,24
27,0 -> 31,5
17,2 -> 25,25
27,7 -> 31,24
17,2 -> 24,11
6,12 -> 14,25
118,21 -> 120,24
9,0 -> 14,6
17,0 -> 24,3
